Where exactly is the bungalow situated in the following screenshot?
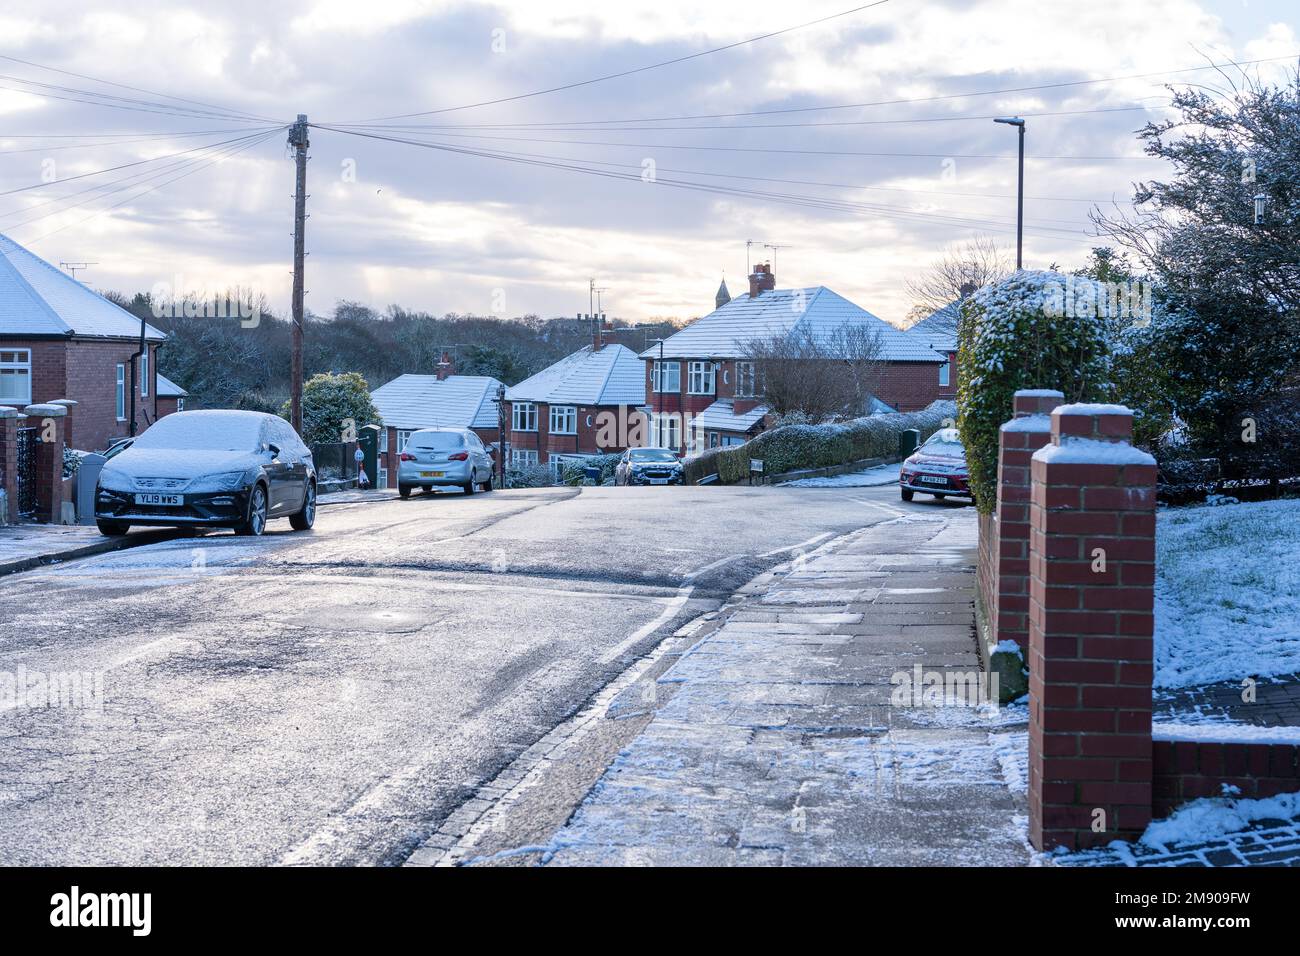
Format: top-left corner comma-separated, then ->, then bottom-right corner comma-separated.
640,264 -> 949,452
505,322 -> 647,477
369,351 -> 504,489
0,232 -> 172,453
905,299 -> 960,403
156,373 -> 189,415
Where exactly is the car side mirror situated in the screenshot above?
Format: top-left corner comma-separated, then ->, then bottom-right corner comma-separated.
265,442 -> 281,458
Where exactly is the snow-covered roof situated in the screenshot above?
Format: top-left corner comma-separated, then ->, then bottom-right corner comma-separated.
370,374 -> 503,430
505,344 -> 646,406
907,300 -> 960,353
693,398 -> 769,433
156,373 -> 188,397
0,232 -> 164,340
641,287 -> 941,362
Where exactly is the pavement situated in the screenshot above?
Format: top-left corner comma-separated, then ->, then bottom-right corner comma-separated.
422,503 -> 1036,867
0,522 -> 180,576
0,480 -> 965,865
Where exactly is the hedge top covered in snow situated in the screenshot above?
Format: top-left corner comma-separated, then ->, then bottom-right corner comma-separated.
1035,437 -> 1156,466
1054,402 -> 1134,417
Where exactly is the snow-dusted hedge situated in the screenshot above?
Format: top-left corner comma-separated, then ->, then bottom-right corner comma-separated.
505,464 -> 554,489
957,271 -> 1111,513
682,401 -> 955,485
561,453 -> 621,486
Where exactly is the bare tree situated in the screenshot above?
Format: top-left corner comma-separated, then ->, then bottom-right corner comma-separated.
739,321 -> 884,423
904,236 -> 1011,323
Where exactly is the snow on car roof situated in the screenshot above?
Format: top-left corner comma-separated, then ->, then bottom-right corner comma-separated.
133,409 -> 268,450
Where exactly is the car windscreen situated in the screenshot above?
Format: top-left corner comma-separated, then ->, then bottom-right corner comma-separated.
921,437 -> 965,457
130,414 -> 262,451
631,449 -> 677,462
408,432 -> 465,450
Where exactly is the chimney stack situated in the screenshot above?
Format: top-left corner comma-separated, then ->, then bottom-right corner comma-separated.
593,315 -> 612,351
436,350 -> 455,381
748,262 -> 775,298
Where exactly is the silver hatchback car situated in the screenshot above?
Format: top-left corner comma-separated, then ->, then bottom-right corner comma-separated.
397,427 -> 495,498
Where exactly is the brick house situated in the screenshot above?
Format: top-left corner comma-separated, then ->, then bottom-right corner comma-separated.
905,299 -> 960,404
640,265 -> 949,452
505,322 -> 647,476
0,232 -> 170,453
369,351 -> 503,489
155,373 -> 188,416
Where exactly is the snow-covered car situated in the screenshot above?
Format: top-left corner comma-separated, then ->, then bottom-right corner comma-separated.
899,428 -> 972,502
615,447 -> 683,486
396,427 -> 494,498
94,410 -> 317,537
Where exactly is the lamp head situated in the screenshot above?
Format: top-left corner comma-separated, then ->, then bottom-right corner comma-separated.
994,116 -> 1026,127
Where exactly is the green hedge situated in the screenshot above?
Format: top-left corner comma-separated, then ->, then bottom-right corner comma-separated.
956,270 -> 1111,514
561,453 -> 622,485
682,400 -> 956,485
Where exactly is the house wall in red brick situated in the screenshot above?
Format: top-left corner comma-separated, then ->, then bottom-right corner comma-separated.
1152,739 -> 1300,819
504,401 -> 646,465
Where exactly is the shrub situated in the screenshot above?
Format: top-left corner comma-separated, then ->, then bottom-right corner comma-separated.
681,400 -> 956,485
956,271 -> 1111,513
560,453 -> 621,486
505,464 -> 554,489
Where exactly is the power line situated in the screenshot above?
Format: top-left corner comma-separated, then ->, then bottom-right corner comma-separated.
0,52 -> 282,124
0,126 -> 279,156
335,1 -> 894,123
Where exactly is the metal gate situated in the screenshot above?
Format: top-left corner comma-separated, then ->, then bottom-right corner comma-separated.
15,426 -> 38,519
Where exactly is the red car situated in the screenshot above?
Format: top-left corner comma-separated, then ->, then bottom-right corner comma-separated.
899,428 -> 972,502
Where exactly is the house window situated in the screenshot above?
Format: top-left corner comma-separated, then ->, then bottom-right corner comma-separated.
176,398 -> 185,412
140,351 -> 149,397
735,361 -> 757,398
722,435 -> 746,447
687,361 -> 715,395
0,349 -> 32,404
397,429 -> 414,452
651,360 -> 680,393
379,429 -> 388,453
938,360 -> 951,387
378,466 -> 388,490
511,448 -> 539,467
549,405 -> 577,435
512,402 -> 538,431
115,364 -> 126,421
653,413 -> 681,451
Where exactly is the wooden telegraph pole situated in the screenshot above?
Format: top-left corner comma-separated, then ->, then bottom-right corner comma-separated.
288,114 -> 310,432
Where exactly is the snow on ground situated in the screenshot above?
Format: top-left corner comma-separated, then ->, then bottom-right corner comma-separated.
1154,498 -> 1300,688
780,463 -> 901,488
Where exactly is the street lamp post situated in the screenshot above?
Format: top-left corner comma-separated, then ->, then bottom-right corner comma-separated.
994,117 -> 1026,269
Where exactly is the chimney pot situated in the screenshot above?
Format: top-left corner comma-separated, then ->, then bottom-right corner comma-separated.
748,262 -> 776,298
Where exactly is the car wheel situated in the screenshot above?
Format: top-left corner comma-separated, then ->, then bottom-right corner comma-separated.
479,478 -> 493,492
290,480 -> 316,531
236,484 -> 268,536
398,484 -> 412,499
900,488 -> 914,502
933,493 -> 946,500
463,475 -> 476,495
96,519 -> 130,537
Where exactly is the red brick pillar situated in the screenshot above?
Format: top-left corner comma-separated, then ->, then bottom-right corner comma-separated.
1028,403 -> 1158,851
51,398 -> 77,450
0,410 -> 19,524
26,404 -> 68,524
994,389 -> 1063,652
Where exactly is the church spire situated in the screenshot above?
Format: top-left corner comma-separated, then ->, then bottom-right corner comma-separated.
715,277 -> 731,309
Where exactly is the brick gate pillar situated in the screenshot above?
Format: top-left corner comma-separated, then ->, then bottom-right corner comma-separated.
0,409 -> 19,525
25,404 -> 67,525
994,389 -> 1063,653
1027,403 -> 1158,851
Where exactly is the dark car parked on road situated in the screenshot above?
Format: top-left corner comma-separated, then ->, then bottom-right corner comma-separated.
615,447 -> 684,486
94,410 -> 317,537
899,428 -> 972,502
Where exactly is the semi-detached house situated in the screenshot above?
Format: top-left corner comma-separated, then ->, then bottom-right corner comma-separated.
640,265 -> 950,453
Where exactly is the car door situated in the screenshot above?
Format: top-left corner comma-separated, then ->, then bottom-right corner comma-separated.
470,433 -> 491,480
262,419 -> 297,514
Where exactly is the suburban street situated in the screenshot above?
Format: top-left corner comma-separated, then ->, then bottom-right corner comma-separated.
0,483 -> 952,866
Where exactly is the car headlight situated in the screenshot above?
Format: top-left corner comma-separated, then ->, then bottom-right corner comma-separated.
187,471 -> 249,494
97,469 -> 133,492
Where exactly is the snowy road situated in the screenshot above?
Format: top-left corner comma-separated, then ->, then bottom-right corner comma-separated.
0,482 -> 963,865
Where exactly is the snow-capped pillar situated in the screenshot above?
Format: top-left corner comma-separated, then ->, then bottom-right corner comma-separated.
1027,403 -> 1157,851
25,404 -> 67,524
0,408 -> 21,524
993,389 -> 1064,653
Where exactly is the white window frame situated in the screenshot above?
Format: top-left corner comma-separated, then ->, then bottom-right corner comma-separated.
651,360 -> 680,393
379,429 -> 388,453
378,466 -> 388,490
512,402 -> 538,432
115,364 -> 126,421
0,349 -> 32,405
734,361 -> 757,398
653,413 -> 681,451
687,361 -> 715,396
176,398 -> 185,412
140,350 -> 149,397
396,429 -> 414,453
938,360 -> 951,387
549,404 -> 577,435
511,448 -> 539,467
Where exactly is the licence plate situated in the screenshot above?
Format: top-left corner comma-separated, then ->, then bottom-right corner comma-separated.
420,471 -> 444,478
134,493 -> 182,506
917,476 -> 948,485
650,478 -> 669,484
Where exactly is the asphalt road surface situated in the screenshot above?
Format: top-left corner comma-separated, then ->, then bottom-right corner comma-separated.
0,482 -> 959,865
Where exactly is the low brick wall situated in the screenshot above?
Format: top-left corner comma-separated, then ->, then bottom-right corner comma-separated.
1152,739 -> 1300,818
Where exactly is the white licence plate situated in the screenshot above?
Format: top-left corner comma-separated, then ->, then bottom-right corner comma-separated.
917,476 -> 948,485
134,493 -> 182,506
420,471 -> 444,478
650,478 -> 669,484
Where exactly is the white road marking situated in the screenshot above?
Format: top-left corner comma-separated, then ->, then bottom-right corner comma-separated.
758,532 -> 833,558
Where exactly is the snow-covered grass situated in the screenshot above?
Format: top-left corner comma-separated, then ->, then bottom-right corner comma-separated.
1154,498 -> 1300,688
780,462 -> 901,488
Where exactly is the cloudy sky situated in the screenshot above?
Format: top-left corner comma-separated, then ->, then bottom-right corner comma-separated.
1,0 -> 1296,326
